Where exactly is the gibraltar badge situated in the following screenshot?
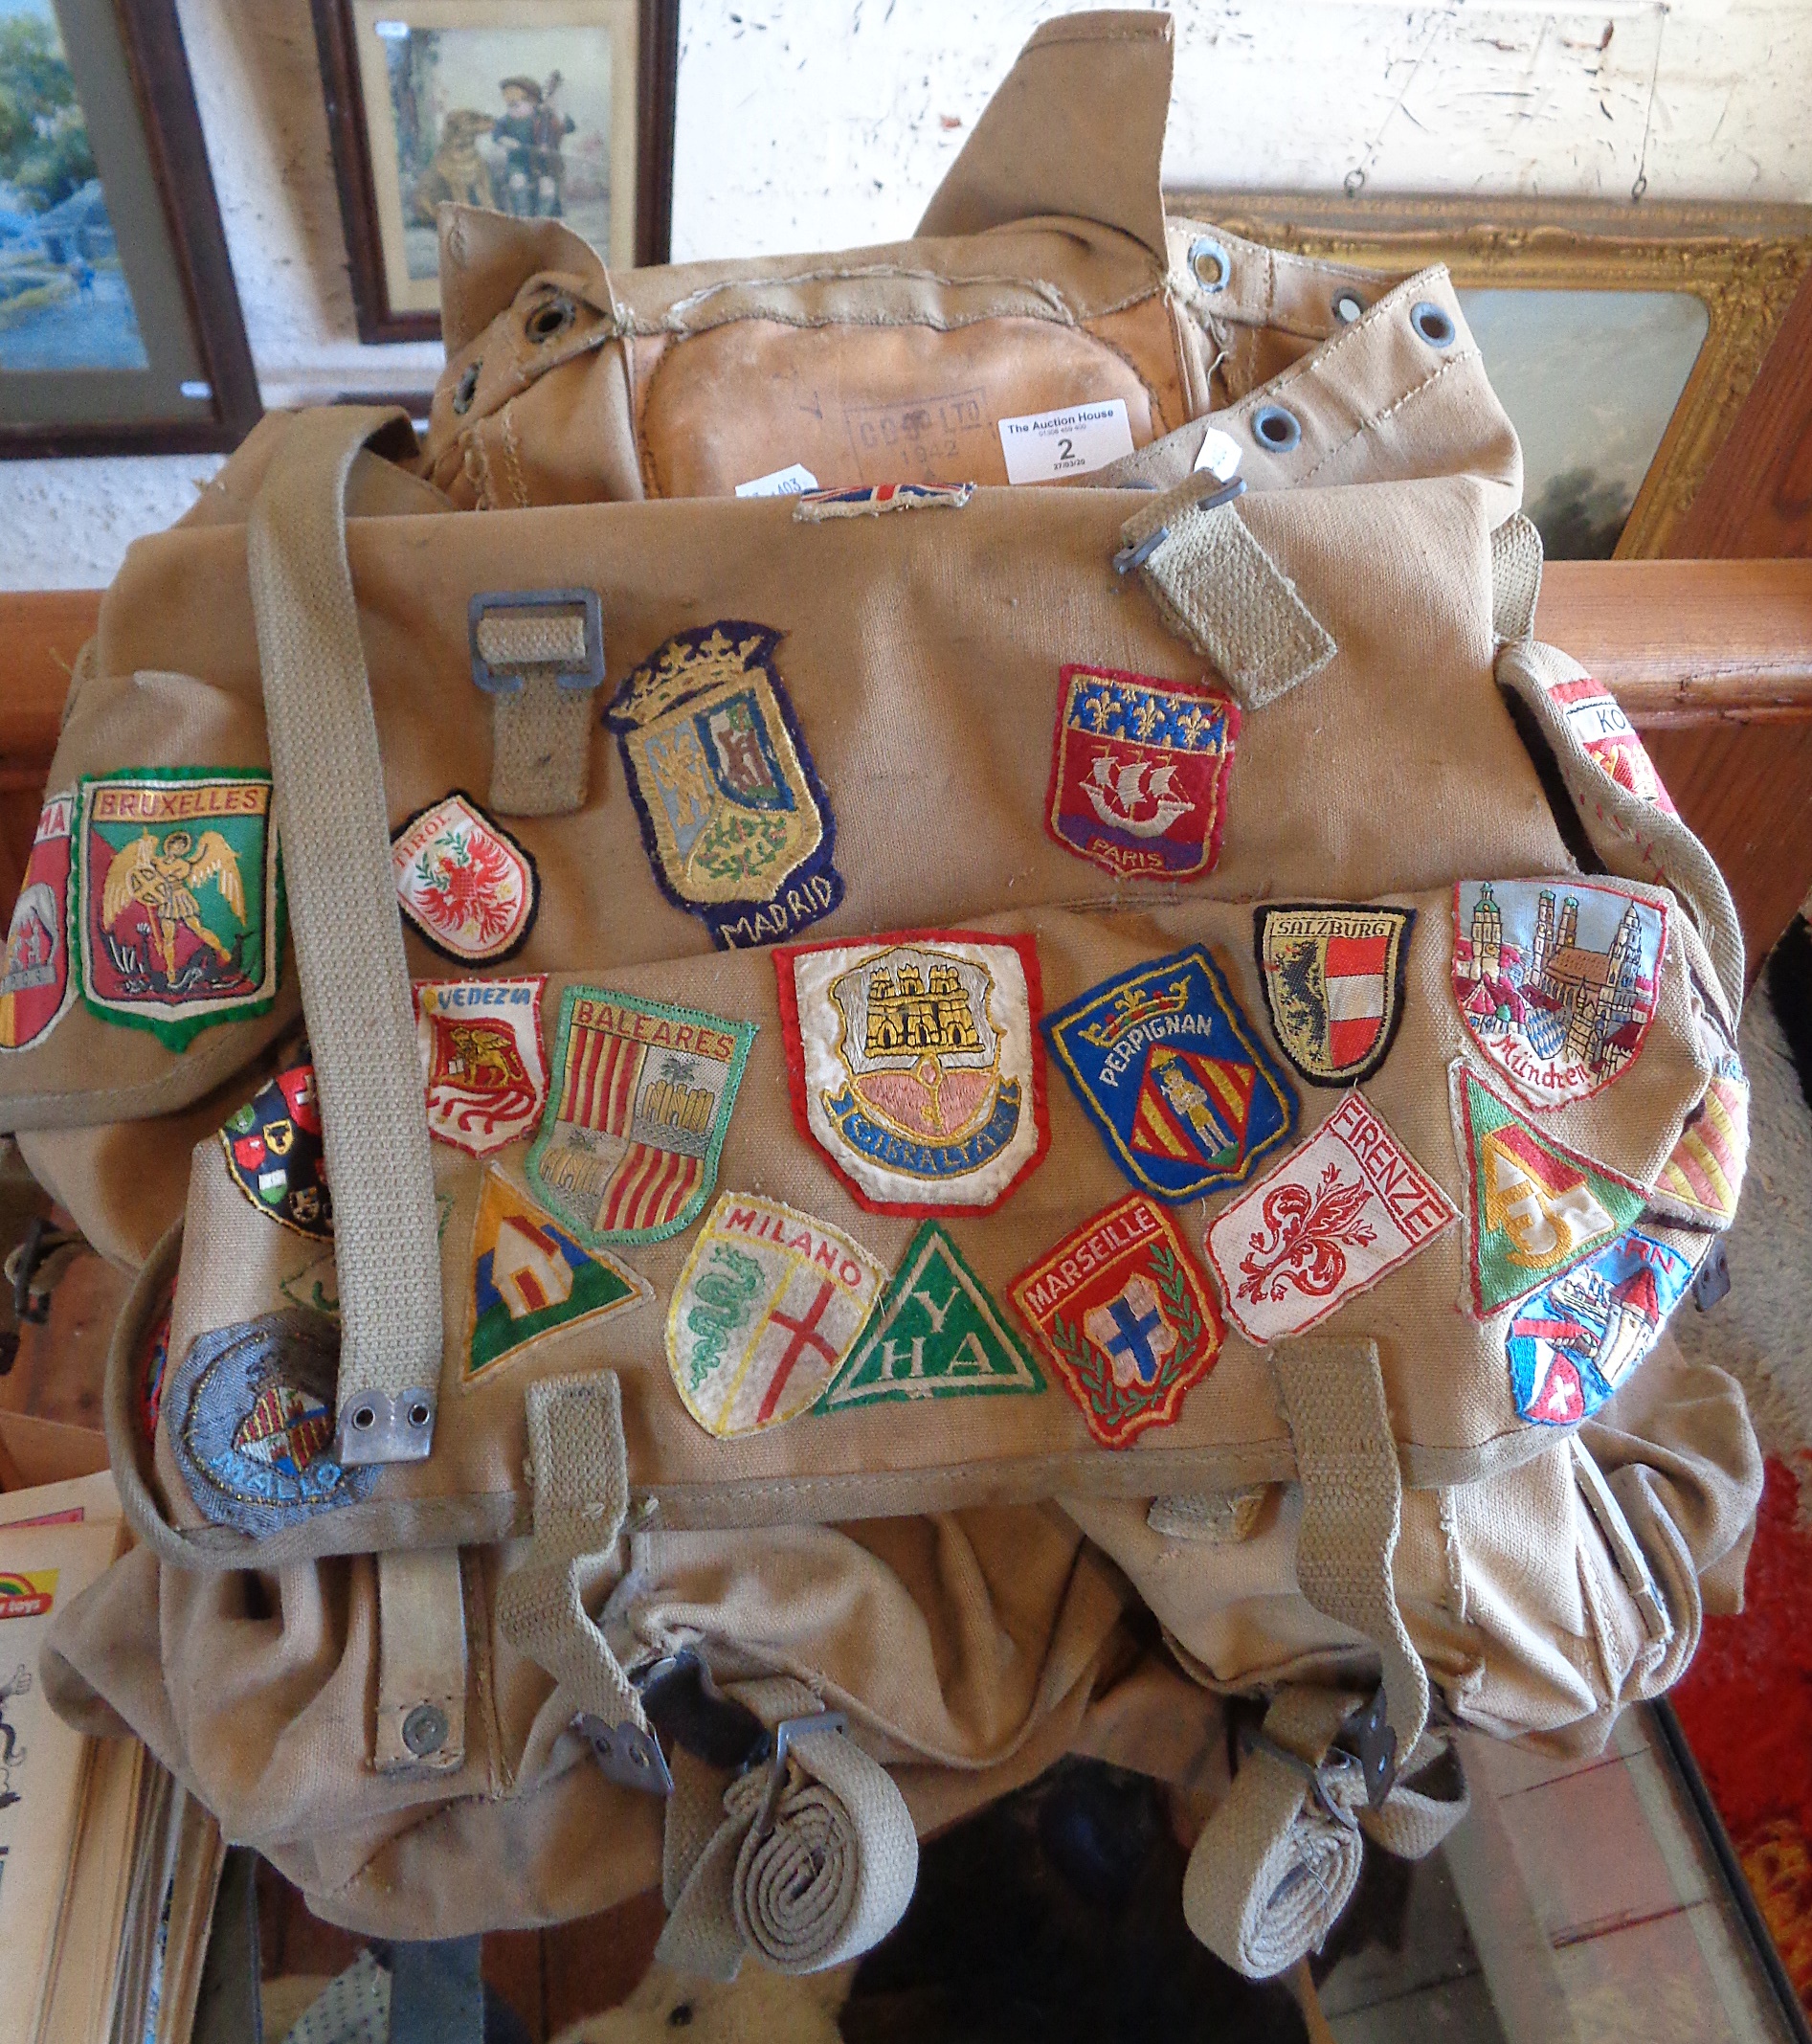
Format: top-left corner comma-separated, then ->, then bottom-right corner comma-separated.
76,770 -> 281,1049
221,1053 -> 333,1239
820,1222 -> 1043,1411
1254,905 -> 1414,1087
391,791 -> 538,965
527,986 -> 754,1246
606,621 -> 842,949
1536,670 -> 1676,813
668,1193 -> 883,1438
1205,1092 -> 1457,1346
1010,1192 -> 1222,1449
416,977 -> 547,1156
1043,946 -> 1296,1202
776,930 -> 1048,1215
1453,880 -> 1666,1110
0,791 -> 75,1053
1450,1063 -> 1644,1319
1507,1228 -> 1692,1426
1045,664 -> 1239,881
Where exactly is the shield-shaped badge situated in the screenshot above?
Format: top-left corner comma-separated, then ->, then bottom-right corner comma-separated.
416,977 -> 548,1156
391,792 -> 538,965
1506,1227 -> 1692,1425
220,1053 -> 333,1239
0,792 -> 76,1054
1535,670 -> 1677,813
1255,905 -> 1415,1087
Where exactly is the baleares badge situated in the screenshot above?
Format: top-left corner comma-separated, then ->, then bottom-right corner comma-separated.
391,792 -> 538,965
0,791 -> 75,1052
416,977 -> 547,1156
1045,665 -> 1239,881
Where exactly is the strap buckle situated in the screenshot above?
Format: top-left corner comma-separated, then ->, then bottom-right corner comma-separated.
752,1709 -> 847,1842
1111,474 -> 1245,573
1237,1722 -> 1364,1831
577,1649 -> 777,1799
1236,1684 -> 1398,1820
468,589 -> 605,697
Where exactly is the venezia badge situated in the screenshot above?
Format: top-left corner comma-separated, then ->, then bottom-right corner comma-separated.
607,621 -> 842,949
416,977 -> 548,1156
0,792 -> 76,1053
1255,904 -> 1414,1087
391,791 -> 538,965
1507,1228 -> 1692,1426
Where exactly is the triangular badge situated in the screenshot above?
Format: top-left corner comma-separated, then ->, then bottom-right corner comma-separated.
465,1169 -> 651,1382
1451,1062 -> 1645,1319
819,1222 -> 1044,1410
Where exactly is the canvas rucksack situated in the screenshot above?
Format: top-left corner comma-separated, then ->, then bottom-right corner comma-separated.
9,11 -> 1760,1988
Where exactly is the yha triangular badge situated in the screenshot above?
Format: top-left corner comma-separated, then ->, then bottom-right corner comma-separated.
1450,1062 -> 1645,1318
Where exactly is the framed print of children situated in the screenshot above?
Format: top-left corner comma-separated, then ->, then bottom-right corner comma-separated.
493,72 -> 574,218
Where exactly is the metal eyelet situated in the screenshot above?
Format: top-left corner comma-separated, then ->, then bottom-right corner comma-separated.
1411,301 -> 1456,348
1332,289 -> 1366,326
1188,236 -> 1231,293
525,293 -> 576,345
1252,404 -> 1302,454
451,359 -> 481,416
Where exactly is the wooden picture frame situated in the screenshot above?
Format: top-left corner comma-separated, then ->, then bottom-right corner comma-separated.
1170,191 -> 1812,559
0,0 -> 259,458
313,0 -> 678,345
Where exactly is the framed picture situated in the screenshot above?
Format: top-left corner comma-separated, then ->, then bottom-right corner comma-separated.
0,0 -> 258,457
314,0 -> 678,345
1170,192 -> 1812,559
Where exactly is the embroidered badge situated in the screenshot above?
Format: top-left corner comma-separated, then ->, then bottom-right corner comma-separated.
820,1222 -> 1043,1410
164,1313 -> 375,1534
0,792 -> 76,1053
1536,670 -> 1677,813
1508,1228 -> 1692,1425
668,1194 -> 882,1438
794,482 -> 975,521
1010,1193 -> 1222,1449
606,622 -> 843,950
1045,665 -> 1239,881
76,770 -> 280,1049
526,986 -> 754,1246
1451,1063 -> 1644,1319
221,1055 -> 333,1239
416,977 -> 548,1156
1453,880 -> 1667,1110
1255,905 -> 1414,1088
279,1247 -> 341,1322
1205,1092 -> 1458,1346
1044,946 -> 1296,1202
466,1169 -> 649,1385
139,1303 -> 172,1446
391,792 -> 538,965
776,930 -> 1048,1215
1649,1060 -> 1749,1229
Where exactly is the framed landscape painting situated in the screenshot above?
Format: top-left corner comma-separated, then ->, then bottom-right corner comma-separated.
314,0 -> 679,343
0,0 -> 258,455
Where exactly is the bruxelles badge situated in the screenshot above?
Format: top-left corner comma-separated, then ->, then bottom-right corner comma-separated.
391,792 -> 537,965
416,977 -> 547,1156
76,770 -> 281,1049
221,1054 -> 333,1239
607,621 -> 843,950
1506,1227 -> 1692,1426
1045,665 -> 1239,881
0,791 -> 76,1053
776,930 -> 1048,1215
527,986 -> 754,1247
1255,905 -> 1414,1087
1010,1192 -> 1223,1449
1044,946 -> 1296,1202
1452,879 -> 1667,1110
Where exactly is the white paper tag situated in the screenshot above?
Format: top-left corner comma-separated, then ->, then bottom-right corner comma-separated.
997,400 -> 1133,484
735,462 -> 819,499
1194,428 -> 1242,483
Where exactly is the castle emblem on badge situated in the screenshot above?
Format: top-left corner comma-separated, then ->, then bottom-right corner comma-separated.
1452,880 -> 1666,1110
607,621 -> 842,949
0,792 -> 75,1053
391,792 -> 538,965
1046,665 -> 1239,880
1255,905 -> 1414,1087
776,931 -> 1047,1214
1507,1228 -> 1691,1426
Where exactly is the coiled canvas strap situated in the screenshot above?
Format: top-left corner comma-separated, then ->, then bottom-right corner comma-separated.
245,406 -> 443,1465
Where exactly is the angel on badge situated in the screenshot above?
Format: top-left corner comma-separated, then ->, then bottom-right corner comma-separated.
101,826 -> 246,983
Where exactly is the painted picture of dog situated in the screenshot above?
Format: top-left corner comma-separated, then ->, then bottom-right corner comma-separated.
409,105 -> 495,223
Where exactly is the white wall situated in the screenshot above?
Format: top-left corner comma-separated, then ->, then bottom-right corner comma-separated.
7,0 -> 1810,589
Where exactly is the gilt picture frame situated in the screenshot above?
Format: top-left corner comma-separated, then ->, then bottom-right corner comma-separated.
1170,191 -> 1812,560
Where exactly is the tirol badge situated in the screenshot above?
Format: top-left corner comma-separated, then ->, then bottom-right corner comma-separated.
1045,664 -> 1239,881
1043,946 -> 1296,1203
391,792 -> 538,965
416,977 -> 548,1156
164,1312 -> 375,1534
1254,905 -> 1415,1088
1453,880 -> 1667,1110
77,770 -> 281,1050
1508,1228 -> 1692,1426
668,1194 -> 883,1438
776,930 -> 1047,1215
221,1055 -> 333,1239
1538,670 -> 1677,814
606,621 -> 843,950
527,986 -> 754,1247
0,792 -> 76,1053
1451,1063 -> 1644,1319
1205,1092 -> 1457,1347
1010,1192 -> 1223,1449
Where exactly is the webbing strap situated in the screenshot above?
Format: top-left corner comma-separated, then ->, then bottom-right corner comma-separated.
245,406 -> 441,1466
388,1938 -> 483,2044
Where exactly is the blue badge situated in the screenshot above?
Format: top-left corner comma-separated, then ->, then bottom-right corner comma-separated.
1507,1228 -> 1691,1426
1042,946 -> 1297,1202
165,1313 -> 374,1534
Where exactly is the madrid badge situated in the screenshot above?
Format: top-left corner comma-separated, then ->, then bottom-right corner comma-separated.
0,791 -> 75,1053
1255,904 -> 1414,1087
416,977 -> 547,1156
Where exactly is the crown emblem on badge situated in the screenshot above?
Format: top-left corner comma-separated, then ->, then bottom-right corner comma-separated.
1075,977 -> 1192,1049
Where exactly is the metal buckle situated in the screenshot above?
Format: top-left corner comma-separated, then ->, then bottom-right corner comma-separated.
468,588 -> 605,697
1237,1722 -> 1363,1831
752,1709 -> 847,1841
573,1711 -> 674,1797
1333,1686 -> 1398,1808
1111,475 -> 1246,574
638,1650 -> 772,1773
